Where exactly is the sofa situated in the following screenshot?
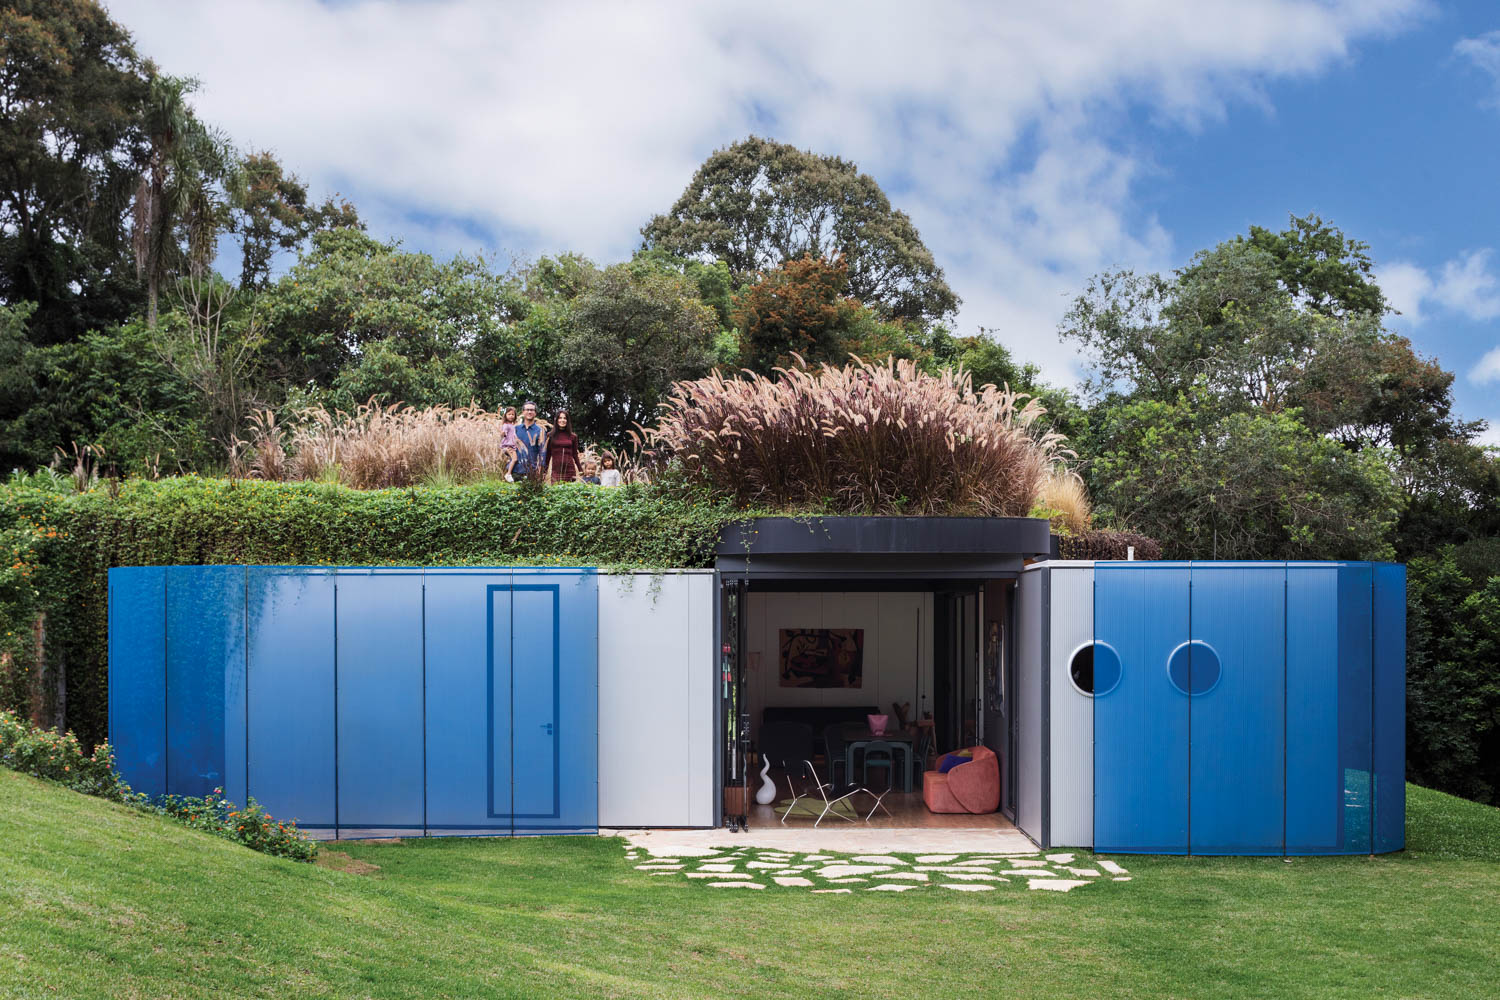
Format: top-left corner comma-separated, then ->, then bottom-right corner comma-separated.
922,745 -> 1000,814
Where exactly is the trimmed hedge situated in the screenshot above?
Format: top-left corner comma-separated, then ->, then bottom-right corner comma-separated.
1,476 -> 742,747
1058,529 -> 1163,561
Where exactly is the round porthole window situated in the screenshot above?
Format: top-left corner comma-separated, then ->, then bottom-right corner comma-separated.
1166,640 -> 1221,695
1069,642 -> 1121,696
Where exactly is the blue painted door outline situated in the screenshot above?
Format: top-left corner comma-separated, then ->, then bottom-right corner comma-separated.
491,584 -> 563,820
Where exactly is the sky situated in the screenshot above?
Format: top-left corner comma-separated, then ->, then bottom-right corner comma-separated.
107,0 -> 1500,441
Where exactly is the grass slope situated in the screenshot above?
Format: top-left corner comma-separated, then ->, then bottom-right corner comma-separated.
2,770 -> 1498,999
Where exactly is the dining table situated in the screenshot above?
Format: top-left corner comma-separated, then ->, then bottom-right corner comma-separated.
839,723 -> 918,793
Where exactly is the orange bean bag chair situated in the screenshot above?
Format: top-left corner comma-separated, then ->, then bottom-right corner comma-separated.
922,745 -> 1000,814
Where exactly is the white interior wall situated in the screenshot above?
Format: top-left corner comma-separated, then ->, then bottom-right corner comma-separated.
596,571 -> 715,827
745,591 -> 933,742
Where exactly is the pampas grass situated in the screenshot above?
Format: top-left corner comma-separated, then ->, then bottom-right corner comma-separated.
635,355 -> 1070,515
1037,468 -> 1092,535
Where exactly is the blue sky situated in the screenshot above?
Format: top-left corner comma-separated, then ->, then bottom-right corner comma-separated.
113,0 -> 1499,439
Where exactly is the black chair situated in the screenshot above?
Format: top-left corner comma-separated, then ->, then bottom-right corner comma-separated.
822,723 -> 851,784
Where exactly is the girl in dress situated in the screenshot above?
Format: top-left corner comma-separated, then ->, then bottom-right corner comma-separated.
545,409 -> 580,482
499,405 -> 520,481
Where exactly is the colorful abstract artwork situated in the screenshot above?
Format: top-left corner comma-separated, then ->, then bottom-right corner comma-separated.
778,628 -> 864,688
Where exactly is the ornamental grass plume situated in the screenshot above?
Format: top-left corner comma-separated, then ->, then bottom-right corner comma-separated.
636,355 -> 1070,515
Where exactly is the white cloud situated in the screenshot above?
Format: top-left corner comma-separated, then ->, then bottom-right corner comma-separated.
105,0 -> 1425,382
1455,30 -> 1500,108
1471,345 -> 1500,386
1380,250 -> 1500,326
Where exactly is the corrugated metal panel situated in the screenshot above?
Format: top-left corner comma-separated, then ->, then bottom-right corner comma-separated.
246,568 -> 337,832
165,565 -> 243,799
598,573 -> 716,827
1014,567 -> 1045,844
108,567 -> 167,797
334,569 -> 425,837
1188,563 -> 1285,855
1373,562 -> 1406,853
423,569 -> 513,835
1095,563 -> 1190,854
1048,564 -> 1094,847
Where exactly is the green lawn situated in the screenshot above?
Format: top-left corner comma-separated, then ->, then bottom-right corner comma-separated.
2,770 -> 1498,999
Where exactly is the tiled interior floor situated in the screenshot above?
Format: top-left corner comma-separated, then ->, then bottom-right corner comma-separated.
746,790 -> 1020,831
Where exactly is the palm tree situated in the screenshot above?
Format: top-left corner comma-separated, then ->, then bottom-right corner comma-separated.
132,75 -> 240,326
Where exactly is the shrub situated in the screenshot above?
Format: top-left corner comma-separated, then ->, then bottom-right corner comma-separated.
136,787 -> 318,862
1058,530 -> 1162,561
0,709 -> 125,800
639,356 -> 1068,515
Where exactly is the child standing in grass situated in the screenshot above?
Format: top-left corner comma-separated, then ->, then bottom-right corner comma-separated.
599,454 -> 622,487
499,405 -> 520,481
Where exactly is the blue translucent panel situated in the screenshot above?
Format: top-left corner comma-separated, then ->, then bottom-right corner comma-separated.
512,569 -> 597,835
1285,564 -> 1370,854
1094,563 -> 1190,854
1189,563 -> 1285,855
1092,642 -> 1121,696
424,570 -> 513,834
1167,641 -> 1221,695
335,569 -> 425,834
165,566 -> 243,799
224,570 -> 248,812
108,567 -> 167,798
246,568 -> 336,831
1372,562 -> 1406,853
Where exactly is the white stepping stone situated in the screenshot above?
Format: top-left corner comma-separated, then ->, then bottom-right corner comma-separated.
815,865 -> 892,879
1045,853 -> 1076,864
1023,868 -> 1060,876
635,863 -> 682,870
812,889 -> 852,894
687,872 -> 753,879
697,863 -> 737,872
913,865 -> 988,873
867,883 -> 918,892
952,860 -> 998,867
826,877 -> 868,884
940,883 -> 994,891
1065,868 -> 1101,878
746,861 -> 784,869
877,871 -> 929,881
916,854 -> 958,863
649,872 -> 676,876
851,855 -> 907,865
804,855 -> 835,861
1029,879 -> 1090,892
946,872 -> 1007,882
1113,876 -> 1132,882
1097,859 -> 1129,875
1008,859 -> 1050,868
709,881 -> 765,889
773,876 -> 814,887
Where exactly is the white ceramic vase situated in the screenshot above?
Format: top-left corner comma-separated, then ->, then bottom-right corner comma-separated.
755,755 -> 777,805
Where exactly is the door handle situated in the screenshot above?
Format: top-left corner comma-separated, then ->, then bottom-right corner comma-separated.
540,722 -> 554,735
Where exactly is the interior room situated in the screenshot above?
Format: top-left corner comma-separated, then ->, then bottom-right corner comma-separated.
739,583 -> 1018,830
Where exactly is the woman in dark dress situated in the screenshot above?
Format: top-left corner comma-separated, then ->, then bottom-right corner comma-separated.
545,409 -> 580,482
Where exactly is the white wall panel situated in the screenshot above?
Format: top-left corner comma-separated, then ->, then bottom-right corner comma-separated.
1015,567 -> 1046,844
1049,564 -> 1095,847
597,572 -> 716,827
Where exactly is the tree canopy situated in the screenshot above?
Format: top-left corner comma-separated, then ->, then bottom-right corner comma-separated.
641,137 -> 959,325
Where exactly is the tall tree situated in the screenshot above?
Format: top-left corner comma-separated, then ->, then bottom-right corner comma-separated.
234,151 -> 360,289
132,74 -> 238,327
642,136 -> 959,324
0,0 -> 150,344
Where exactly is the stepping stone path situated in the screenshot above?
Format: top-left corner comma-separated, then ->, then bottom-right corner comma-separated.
627,845 -> 1133,895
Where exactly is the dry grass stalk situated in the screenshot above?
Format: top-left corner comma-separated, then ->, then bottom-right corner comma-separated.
637,355 -> 1070,515
1038,467 -> 1092,535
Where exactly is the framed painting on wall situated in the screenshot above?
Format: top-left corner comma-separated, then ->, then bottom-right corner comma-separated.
779,628 -> 864,688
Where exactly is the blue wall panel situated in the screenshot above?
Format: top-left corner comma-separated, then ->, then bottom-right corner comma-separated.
1285,565 -> 1371,854
108,567 -> 167,797
166,566 -> 243,799
425,570 -> 513,834
1373,563 -> 1406,853
1094,563 -> 1190,854
335,570 -> 425,835
246,568 -> 336,830
1189,564 -> 1285,854
512,570 -> 597,835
